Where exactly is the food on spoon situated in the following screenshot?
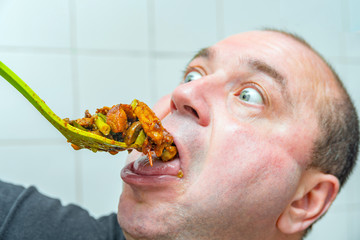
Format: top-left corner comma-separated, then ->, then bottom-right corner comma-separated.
64,99 -> 177,166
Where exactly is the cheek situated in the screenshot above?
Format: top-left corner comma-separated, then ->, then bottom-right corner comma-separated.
191,123 -> 302,211
275,121 -> 315,167
210,129 -> 296,186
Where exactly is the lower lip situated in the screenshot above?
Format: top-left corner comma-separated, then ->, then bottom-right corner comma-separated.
121,158 -> 182,187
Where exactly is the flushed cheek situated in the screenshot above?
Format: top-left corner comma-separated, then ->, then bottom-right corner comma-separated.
273,122 -> 315,167
215,140 -> 294,187
189,126 -> 301,215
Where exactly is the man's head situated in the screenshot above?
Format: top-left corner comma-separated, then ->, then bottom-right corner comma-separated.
117,30 -> 358,240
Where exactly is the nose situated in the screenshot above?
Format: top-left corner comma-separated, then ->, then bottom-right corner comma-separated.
170,80 -> 211,127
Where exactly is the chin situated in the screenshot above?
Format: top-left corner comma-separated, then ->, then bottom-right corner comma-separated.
117,185 -> 183,240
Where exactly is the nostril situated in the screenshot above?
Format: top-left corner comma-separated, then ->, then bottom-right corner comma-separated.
170,100 -> 177,111
184,105 -> 199,119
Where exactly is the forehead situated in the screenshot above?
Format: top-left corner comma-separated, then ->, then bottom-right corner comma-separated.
210,31 -> 311,79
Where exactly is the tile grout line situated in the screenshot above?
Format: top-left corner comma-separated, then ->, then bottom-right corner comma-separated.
0,46 -> 199,59
0,46 -> 71,54
341,0 -> 350,58
342,0 -> 359,223
0,139 -> 65,146
333,56 -> 360,65
216,0 -> 225,41
2,45 -> 356,63
148,0 -> 156,53
147,0 -> 157,103
69,0 -> 83,206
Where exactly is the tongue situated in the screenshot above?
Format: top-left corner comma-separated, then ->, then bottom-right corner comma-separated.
133,156 -> 180,176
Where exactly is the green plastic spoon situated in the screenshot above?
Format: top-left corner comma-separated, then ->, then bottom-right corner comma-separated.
0,61 -> 144,153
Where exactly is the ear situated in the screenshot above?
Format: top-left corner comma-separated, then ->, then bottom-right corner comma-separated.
277,169 -> 339,234
153,94 -> 171,119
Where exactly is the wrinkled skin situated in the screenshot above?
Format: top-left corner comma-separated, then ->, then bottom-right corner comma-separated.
117,31 -> 338,240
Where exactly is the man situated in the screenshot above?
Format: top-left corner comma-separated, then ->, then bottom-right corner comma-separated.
0,30 -> 358,240
118,30 -> 358,239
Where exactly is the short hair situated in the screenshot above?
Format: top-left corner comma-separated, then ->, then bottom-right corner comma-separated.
264,28 -> 359,188
264,29 -> 359,238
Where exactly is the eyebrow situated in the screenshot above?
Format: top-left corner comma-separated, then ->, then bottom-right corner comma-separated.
191,47 -> 212,61
190,47 -> 290,102
246,58 -> 292,105
192,48 -> 285,83
247,59 -> 287,89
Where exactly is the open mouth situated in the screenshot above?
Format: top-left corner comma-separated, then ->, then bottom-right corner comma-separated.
120,120 -> 187,188
121,154 -> 183,187
65,98 -> 183,186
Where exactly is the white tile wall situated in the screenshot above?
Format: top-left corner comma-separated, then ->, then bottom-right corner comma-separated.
75,0 -> 148,51
154,56 -> 192,99
154,0 -> 218,52
77,54 -> 152,113
306,209 -> 349,240
224,0 -> 283,34
0,1 -> 359,239
348,0 -> 360,32
345,33 -> 360,58
348,206 -> 360,240
0,53 -> 73,139
224,0 -> 344,58
80,150 -> 127,218
278,0 -> 343,33
0,0 -> 70,48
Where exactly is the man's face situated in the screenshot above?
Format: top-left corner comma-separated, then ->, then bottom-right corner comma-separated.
118,31 -> 322,239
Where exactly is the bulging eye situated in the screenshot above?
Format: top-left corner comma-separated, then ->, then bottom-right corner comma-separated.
184,71 -> 202,83
238,88 -> 264,105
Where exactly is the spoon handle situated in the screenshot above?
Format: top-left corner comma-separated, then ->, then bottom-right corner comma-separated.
0,61 -> 130,151
0,61 -> 65,131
